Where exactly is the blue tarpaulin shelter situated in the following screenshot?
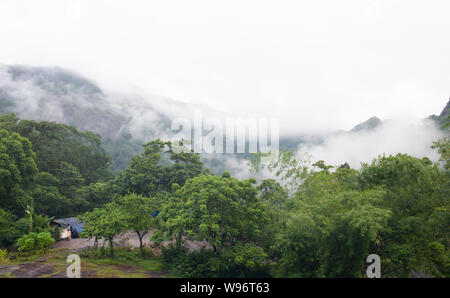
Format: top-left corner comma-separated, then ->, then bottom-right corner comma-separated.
51,217 -> 84,238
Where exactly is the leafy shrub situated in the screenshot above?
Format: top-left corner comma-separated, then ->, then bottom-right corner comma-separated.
0,249 -> 8,263
161,243 -> 271,278
0,208 -> 18,247
161,245 -> 218,277
220,243 -> 270,277
13,214 -> 51,237
16,232 -> 55,254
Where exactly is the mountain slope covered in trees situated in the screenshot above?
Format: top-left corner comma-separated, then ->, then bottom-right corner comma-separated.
2,64 -> 448,175
0,64 -> 448,277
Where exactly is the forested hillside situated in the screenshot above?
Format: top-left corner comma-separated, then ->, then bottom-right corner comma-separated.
2,64 -> 413,175
0,101 -> 448,276
0,64 -> 175,172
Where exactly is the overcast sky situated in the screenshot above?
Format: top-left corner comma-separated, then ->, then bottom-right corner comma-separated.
0,0 -> 449,133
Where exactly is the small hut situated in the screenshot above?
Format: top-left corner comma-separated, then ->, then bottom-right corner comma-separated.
50,217 -> 84,240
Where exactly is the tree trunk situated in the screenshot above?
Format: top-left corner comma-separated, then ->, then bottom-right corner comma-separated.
109,238 -> 114,257
136,231 -> 147,256
139,236 -> 144,256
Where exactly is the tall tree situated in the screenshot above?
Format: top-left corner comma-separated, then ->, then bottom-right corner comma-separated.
0,129 -> 38,215
0,114 -> 111,184
118,193 -> 158,255
278,169 -> 390,277
116,139 -> 206,196
153,174 -> 267,254
80,202 -> 125,257
359,154 -> 449,277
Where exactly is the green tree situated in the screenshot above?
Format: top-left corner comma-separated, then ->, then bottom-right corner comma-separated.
166,141 -> 205,187
312,160 -> 334,172
0,129 -> 38,215
80,202 -> 125,257
116,139 -> 205,196
359,154 -> 449,277
432,137 -> 449,171
57,162 -> 88,214
0,114 -> 111,184
14,213 -> 51,236
31,172 -> 67,217
154,174 -> 267,255
250,150 -> 310,193
278,179 -> 390,277
256,179 -> 288,257
115,139 -> 169,196
118,193 -> 158,255
0,208 -> 17,247
84,181 -> 115,209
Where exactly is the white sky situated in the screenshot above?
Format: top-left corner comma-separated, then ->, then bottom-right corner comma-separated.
0,0 -> 449,133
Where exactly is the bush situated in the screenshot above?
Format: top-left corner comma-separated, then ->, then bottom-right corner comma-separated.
161,243 -> 271,278
14,214 -> 51,237
220,243 -> 270,277
161,245 -> 218,277
16,232 -> 55,254
0,249 -> 8,263
0,209 -> 18,247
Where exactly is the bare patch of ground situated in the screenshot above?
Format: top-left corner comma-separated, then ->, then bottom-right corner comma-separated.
52,230 -> 210,252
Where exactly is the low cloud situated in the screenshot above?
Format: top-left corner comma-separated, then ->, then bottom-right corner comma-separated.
298,117 -> 445,168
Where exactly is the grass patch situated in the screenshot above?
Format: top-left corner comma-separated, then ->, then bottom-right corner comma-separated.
84,248 -> 165,272
8,248 -> 68,264
42,248 -> 165,277
1,247 -> 168,278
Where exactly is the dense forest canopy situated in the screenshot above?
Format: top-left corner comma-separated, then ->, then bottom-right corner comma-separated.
0,105 -> 448,277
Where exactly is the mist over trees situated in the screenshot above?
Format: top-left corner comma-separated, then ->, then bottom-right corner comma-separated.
0,106 -> 448,277
1,65 -> 446,177
0,65 -> 448,277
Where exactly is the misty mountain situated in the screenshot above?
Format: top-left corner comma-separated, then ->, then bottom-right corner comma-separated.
0,64 -> 319,173
429,99 -> 450,126
0,64 -> 178,171
0,64 -> 448,174
350,116 -> 382,133
0,64 -> 174,139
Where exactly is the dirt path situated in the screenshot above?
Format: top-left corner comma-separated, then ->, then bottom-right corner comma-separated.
52,231 -> 154,251
52,230 -> 210,252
